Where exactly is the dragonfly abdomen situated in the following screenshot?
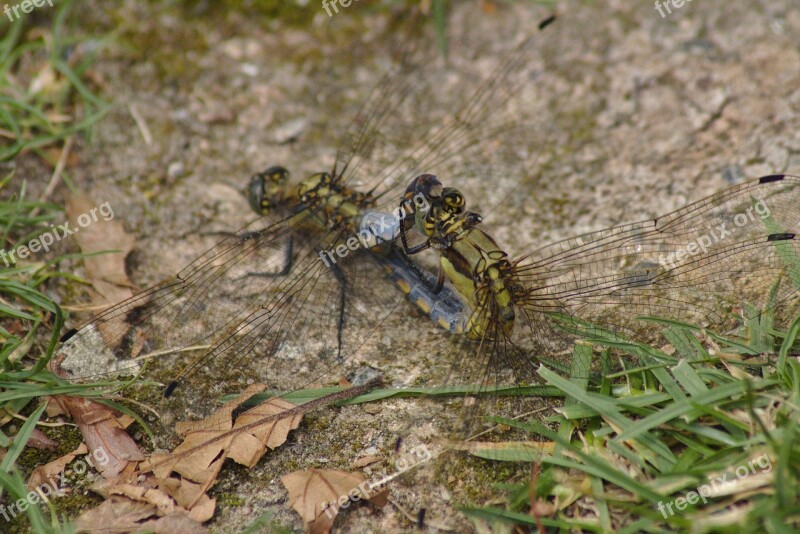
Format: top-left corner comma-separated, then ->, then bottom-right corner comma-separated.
378,250 -> 468,334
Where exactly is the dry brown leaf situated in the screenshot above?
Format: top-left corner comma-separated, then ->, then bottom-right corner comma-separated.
61,384 -> 316,534
91,471 -> 217,525
308,511 -> 335,534
74,496 -> 156,533
142,384 -> 301,484
74,496 -> 208,534
105,481 -> 176,516
66,194 -> 136,308
152,474 -> 216,522
26,428 -> 58,450
27,443 -> 87,491
49,395 -> 144,478
282,468 -> 368,528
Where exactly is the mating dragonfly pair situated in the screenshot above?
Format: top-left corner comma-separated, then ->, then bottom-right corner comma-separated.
57,16 -> 800,463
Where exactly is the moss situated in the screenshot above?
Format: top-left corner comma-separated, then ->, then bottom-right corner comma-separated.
50,487 -> 105,516
435,453 -> 525,505
217,492 -> 247,507
119,23 -> 210,87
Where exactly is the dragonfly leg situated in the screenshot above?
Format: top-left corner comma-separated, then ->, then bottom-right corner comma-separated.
387,246 -> 443,295
325,258 -> 347,362
238,236 -> 294,279
433,266 -> 445,294
400,221 -> 431,255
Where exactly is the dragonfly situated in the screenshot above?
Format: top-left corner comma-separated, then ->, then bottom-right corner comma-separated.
54,17 -> 560,414
397,171 -> 800,442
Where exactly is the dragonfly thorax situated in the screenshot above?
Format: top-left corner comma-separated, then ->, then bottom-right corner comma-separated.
296,172 -> 377,230
249,167 -> 377,232
404,173 -> 517,341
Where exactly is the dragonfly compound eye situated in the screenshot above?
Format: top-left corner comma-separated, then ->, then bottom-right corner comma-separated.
442,187 -> 466,213
247,166 -> 290,215
406,174 -> 443,200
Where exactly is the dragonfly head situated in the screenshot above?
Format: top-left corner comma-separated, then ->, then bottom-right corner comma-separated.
405,174 -> 443,202
402,174 -> 442,230
247,166 -> 291,215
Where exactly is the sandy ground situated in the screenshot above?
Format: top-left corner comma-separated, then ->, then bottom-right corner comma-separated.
10,0 -> 800,531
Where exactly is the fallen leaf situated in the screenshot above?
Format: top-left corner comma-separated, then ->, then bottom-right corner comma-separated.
26,428 -> 58,450
27,443 -> 87,491
281,468 -> 367,529
91,472 -> 216,525
66,194 -> 136,308
104,480 -> 176,516
142,384 -> 301,485
149,474 -> 216,522
122,381 -> 377,529
74,496 -> 208,534
49,395 -> 144,478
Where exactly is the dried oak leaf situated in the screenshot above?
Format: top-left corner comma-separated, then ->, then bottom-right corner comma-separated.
27,443 -> 87,491
74,495 -> 208,534
281,468 -> 369,532
91,471 -> 215,524
155,476 -> 216,523
141,384 -> 302,484
48,395 -> 144,478
66,194 -> 136,308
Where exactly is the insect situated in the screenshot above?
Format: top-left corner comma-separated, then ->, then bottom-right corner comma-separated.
398,172 -> 800,440
54,19 -> 560,411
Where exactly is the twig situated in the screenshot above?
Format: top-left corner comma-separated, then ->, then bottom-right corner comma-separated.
128,103 -> 152,145
31,135 -> 73,217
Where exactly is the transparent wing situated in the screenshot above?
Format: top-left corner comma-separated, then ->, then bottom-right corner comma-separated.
514,174 -> 800,349
332,21 -> 560,214
56,212 -> 407,404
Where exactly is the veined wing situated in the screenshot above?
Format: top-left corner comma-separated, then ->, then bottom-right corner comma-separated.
514,174 -> 800,352
333,15 -> 560,214
56,211 -> 407,401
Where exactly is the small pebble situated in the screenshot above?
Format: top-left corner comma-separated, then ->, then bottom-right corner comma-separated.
363,404 -> 382,415
167,161 -> 185,179
240,63 -> 259,77
271,117 -> 307,144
